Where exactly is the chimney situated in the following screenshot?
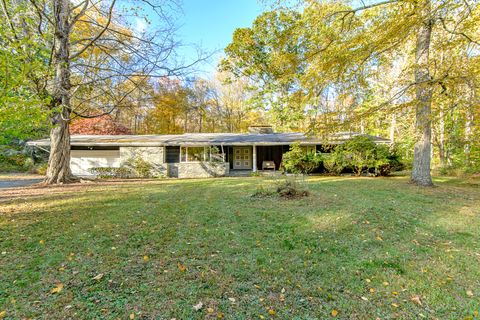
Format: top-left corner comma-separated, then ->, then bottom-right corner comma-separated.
248,125 -> 274,134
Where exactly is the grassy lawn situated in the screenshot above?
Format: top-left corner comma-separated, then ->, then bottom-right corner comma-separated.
0,176 -> 479,319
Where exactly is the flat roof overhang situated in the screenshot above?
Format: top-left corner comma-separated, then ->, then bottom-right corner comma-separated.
26,133 -> 391,147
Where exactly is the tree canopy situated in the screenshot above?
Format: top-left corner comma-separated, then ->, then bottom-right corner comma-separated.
222,0 -> 480,184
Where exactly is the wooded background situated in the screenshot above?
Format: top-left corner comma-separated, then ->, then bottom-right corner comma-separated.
0,0 -> 478,184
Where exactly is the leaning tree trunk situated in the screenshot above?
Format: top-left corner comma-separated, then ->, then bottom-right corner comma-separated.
411,0 -> 434,187
45,0 -> 73,184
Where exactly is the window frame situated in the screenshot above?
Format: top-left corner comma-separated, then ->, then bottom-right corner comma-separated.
179,146 -> 225,163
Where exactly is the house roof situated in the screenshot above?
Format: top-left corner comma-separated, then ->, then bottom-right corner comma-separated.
27,132 -> 390,147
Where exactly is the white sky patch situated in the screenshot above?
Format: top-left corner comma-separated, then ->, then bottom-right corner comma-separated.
134,18 -> 147,34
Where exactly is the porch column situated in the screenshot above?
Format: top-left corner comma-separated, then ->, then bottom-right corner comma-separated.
252,145 -> 257,172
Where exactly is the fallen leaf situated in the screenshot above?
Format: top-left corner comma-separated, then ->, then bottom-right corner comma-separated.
383,281 -> 389,286
279,293 -> 285,301
331,309 -> 338,317
0,311 -> 6,319
217,312 -> 224,319
39,240 -> 45,245
228,297 -> 236,303
365,278 -> 371,283
51,283 -> 64,294
129,313 -> 135,319
375,236 -> 383,241
178,263 -> 187,272
391,303 -> 399,308
473,310 -> 478,317
392,291 -> 399,295
466,290 -> 474,297
193,302 -> 203,311
143,255 -> 150,262
92,273 -> 104,281
410,295 -> 422,306
207,307 -> 214,313
259,315 -> 265,319
268,308 -> 276,316
369,288 -> 375,293
361,296 -> 368,301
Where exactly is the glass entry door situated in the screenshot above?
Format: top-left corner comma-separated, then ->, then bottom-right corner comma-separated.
233,147 -> 252,170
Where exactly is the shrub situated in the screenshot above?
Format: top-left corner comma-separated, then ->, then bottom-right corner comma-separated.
341,136 -> 378,176
123,157 -> 154,178
324,136 -> 402,176
275,177 -> 310,198
32,162 -> 48,175
91,158 -> 159,179
251,184 -> 275,198
281,143 -> 323,174
375,144 -> 403,176
89,167 -> 133,179
323,150 -> 348,175
250,171 -> 261,177
0,154 -> 33,172
251,176 -> 310,199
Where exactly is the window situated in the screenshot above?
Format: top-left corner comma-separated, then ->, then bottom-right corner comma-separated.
188,147 -> 205,161
180,146 -> 225,162
301,146 -> 316,154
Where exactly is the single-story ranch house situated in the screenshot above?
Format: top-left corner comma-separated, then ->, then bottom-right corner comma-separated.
28,126 -> 390,178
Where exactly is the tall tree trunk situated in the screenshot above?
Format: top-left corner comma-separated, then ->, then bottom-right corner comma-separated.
45,0 -> 73,184
411,0 -> 434,186
438,105 -> 446,167
389,113 -> 396,144
464,106 -> 473,165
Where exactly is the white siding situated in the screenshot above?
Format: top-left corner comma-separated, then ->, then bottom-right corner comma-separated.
70,150 -> 121,176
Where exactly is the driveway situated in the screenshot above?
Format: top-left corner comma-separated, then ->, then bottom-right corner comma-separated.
0,174 -> 44,189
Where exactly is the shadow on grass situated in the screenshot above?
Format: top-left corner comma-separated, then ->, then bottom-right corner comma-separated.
0,176 -> 479,319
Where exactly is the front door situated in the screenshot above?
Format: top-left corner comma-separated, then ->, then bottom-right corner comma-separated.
233,147 -> 252,170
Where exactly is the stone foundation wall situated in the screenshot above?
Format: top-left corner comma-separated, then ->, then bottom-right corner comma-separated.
117,147 -> 229,178
168,162 -> 229,178
119,147 -> 167,176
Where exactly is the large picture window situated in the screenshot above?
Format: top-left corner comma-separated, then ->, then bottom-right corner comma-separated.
180,146 -> 225,162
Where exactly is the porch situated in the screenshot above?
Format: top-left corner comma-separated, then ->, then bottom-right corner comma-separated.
225,145 -> 290,173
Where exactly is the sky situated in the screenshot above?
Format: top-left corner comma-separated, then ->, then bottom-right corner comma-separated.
175,0 -> 265,76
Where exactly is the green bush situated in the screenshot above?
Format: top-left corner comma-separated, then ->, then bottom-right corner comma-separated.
325,136 -> 402,176
33,163 -> 48,175
323,149 -> 348,175
132,157 -> 153,178
375,144 -> 403,176
281,143 -> 323,174
91,158 -> 159,179
251,176 -> 310,199
0,154 -> 33,172
123,157 -> 154,178
89,167 -> 133,179
342,136 -> 378,176
251,184 -> 275,197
